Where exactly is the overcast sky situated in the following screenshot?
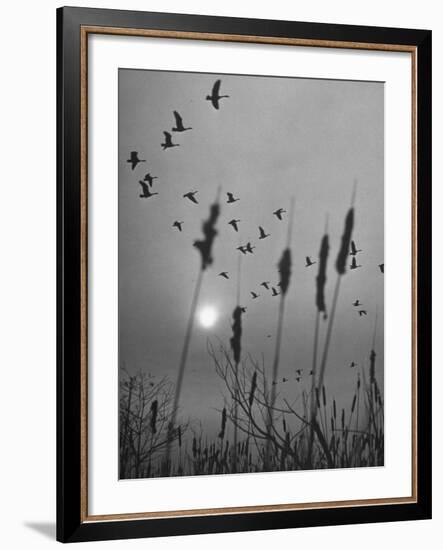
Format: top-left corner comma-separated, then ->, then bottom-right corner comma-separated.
118,68 -> 384,441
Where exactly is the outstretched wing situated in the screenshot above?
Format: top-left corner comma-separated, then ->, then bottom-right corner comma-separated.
306,256 -> 310,264
163,131 -> 172,145
139,180 -> 149,195
227,192 -> 234,201
173,110 -> 183,128
212,79 -> 221,96
351,257 -> 357,268
259,226 -> 265,238
351,240 -> 357,254
188,193 -> 198,204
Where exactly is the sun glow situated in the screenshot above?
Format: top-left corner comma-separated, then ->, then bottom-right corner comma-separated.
198,306 -> 218,329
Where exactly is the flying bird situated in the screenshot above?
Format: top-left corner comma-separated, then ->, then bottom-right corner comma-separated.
161,131 -> 179,150
172,111 -> 192,132
250,291 -> 260,299
143,173 -> 158,187
295,376 -> 301,383
206,79 -> 229,110
305,256 -> 316,267
138,181 -> 158,199
379,263 -> 384,273
260,281 -> 271,290
350,257 -> 362,270
258,226 -> 270,240
352,300 -> 362,307
172,221 -> 184,232
228,219 -> 241,232
127,151 -> 146,170
240,306 -> 247,313
237,245 -> 247,255
218,272 -> 229,279
183,191 -> 199,204
273,208 -> 286,221
358,310 -> 367,316
271,287 -> 280,297
245,242 -> 255,254
226,192 -> 239,204
295,369 -> 303,376
350,240 -> 362,256
282,377 -> 288,383
349,361 -> 358,368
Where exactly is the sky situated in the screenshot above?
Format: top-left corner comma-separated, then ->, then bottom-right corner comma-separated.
118,68 -> 384,442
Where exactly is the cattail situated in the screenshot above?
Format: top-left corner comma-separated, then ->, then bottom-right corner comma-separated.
178,426 -> 182,448
357,373 -> 361,390
335,208 -> 354,275
218,407 -> 227,439
369,349 -> 376,384
315,388 -> 320,409
322,386 -> 327,407
316,234 -> 329,313
249,371 -> 257,407
333,399 -> 337,420
341,409 -> 345,431
351,394 -> 357,413
278,248 -> 292,295
282,417 -> 287,433
192,436 -> 197,458
150,400 -> 158,434
193,200 -> 220,270
230,306 -> 242,364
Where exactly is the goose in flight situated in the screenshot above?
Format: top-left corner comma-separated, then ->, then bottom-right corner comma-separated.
172,221 -> 184,232
258,226 -> 270,240
172,111 -> 192,132
139,180 -> 158,199
358,310 -> 367,316
295,376 -> 301,383
282,377 -> 288,383
127,151 -> 146,170
273,208 -> 286,221
350,257 -> 362,270
240,306 -> 247,313
143,173 -> 158,187
250,291 -> 260,299
245,242 -> 255,254
260,281 -> 271,290
295,369 -> 303,376
305,256 -> 316,267
226,192 -> 239,204
183,191 -> 199,204
350,240 -> 362,256
352,299 -> 362,307
228,219 -> 240,232
271,287 -> 280,297
379,263 -> 384,273
218,272 -> 229,279
206,79 -> 229,110
161,131 -> 179,150
349,361 -> 358,368
237,245 -> 247,255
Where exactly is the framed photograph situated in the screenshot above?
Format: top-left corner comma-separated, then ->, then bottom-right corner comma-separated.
57,6 -> 432,543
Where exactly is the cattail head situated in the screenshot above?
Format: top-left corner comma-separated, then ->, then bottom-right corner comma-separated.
150,399 -> 158,434
333,399 -> 337,420
351,394 -> 357,413
278,248 -> 292,296
230,306 -> 242,365
218,407 -> 227,439
178,425 -> 182,448
341,408 -> 345,431
193,200 -> 220,270
249,371 -> 257,407
315,388 -> 320,409
322,385 -> 327,407
192,436 -> 197,458
335,208 -> 354,275
316,233 -> 329,312
369,349 -> 376,384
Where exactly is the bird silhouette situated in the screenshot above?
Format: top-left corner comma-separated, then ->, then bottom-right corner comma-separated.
358,310 -> 367,316
219,272 -> 229,279
161,131 -> 179,150
183,191 -> 199,204
173,221 -> 184,232
282,377 -> 288,383
127,151 -> 146,170
295,376 -> 301,383
271,287 -> 280,297
228,219 -> 241,232
245,242 -> 255,254
309,370 -> 314,376
206,79 -> 229,110
172,111 -> 192,132
143,173 -> 158,187
352,299 -> 362,307
305,256 -> 316,267
226,192 -> 239,204
260,281 -> 271,290
350,240 -> 362,256
258,226 -> 270,239
250,291 -> 260,299
295,369 -> 303,376
273,208 -> 286,220
138,181 -> 158,198
350,257 -> 362,270
379,263 -> 384,273
349,361 -> 358,368
237,245 -> 247,255
240,306 -> 247,313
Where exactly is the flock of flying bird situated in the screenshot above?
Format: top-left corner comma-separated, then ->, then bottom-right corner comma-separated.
125,77 -> 384,376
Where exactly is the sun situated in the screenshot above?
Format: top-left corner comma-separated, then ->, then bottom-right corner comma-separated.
198,306 -> 218,329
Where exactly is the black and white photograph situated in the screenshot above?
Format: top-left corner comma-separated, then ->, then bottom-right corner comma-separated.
118,68 -> 384,479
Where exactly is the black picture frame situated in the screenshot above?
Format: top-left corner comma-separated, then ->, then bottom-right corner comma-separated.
57,6 -> 432,543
